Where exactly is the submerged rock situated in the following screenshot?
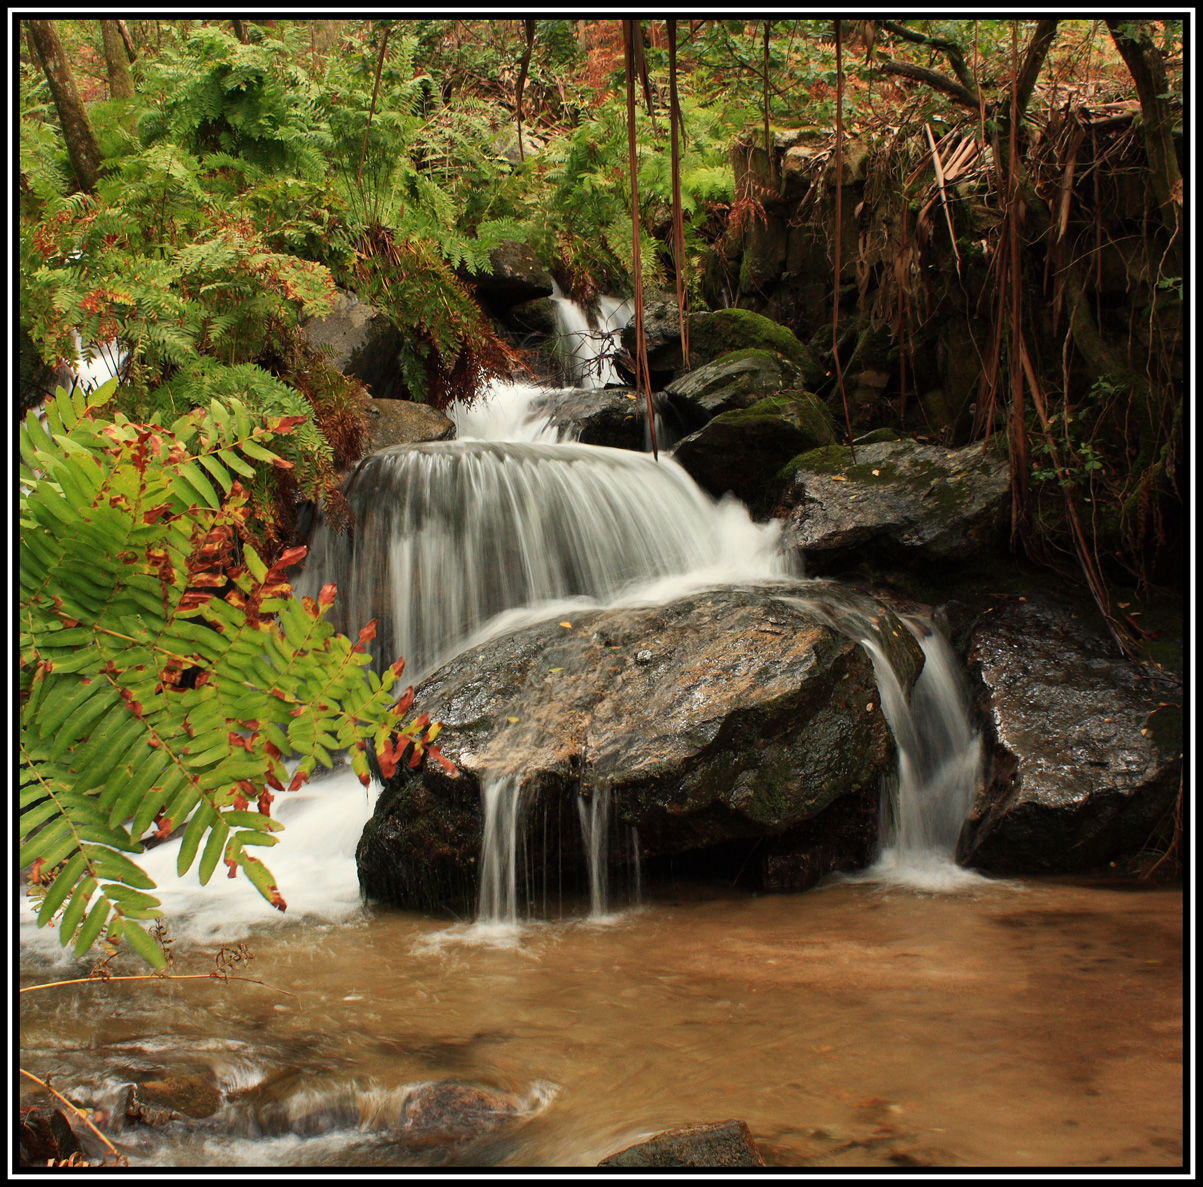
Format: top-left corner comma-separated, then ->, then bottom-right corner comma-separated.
358,584 -> 923,914
398,1080 -> 549,1150
957,595 -> 1182,873
598,1119 -> 766,1167
777,438 -> 1010,572
19,1107 -> 82,1166
124,1074 -> 223,1126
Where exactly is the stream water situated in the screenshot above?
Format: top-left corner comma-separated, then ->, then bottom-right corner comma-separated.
19,301 -> 1183,1171
18,875 -> 1183,1170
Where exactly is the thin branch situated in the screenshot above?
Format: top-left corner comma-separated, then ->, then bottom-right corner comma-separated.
20,1068 -> 124,1161
622,19 -> 658,461
831,23 -> 854,453
514,18 -> 535,163
20,972 -> 297,996
879,58 -> 981,110
878,19 -> 980,99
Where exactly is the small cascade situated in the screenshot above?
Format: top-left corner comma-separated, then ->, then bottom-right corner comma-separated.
778,595 -> 985,892
549,289 -> 633,389
576,787 -> 612,919
449,379 -> 564,444
854,621 -> 986,891
868,622 -> 985,889
477,775 -> 523,926
298,439 -> 790,679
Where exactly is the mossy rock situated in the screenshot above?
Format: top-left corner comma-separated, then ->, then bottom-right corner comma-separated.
665,348 -> 800,419
631,307 -> 823,387
778,438 -> 1011,572
673,390 -> 835,512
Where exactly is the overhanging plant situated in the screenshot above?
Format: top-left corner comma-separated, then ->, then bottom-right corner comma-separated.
19,381 -> 451,968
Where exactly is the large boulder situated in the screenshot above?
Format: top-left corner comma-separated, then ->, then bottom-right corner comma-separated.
358,583 -> 923,915
777,438 -> 1010,572
359,397 -> 455,452
599,1120 -> 766,1168
956,595 -> 1182,873
673,392 -> 836,512
301,291 -> 408,400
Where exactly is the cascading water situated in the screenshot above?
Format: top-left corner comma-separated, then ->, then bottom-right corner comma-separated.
873,621 -> 985,887
548,287 -> 633,389
774,593 -> 986,892
297,431 -> 789,682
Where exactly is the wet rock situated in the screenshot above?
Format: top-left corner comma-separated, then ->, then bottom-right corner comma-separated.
958,595 -> 1183,873
599,1119 -> 766,1167
19,1106 -> 82,1166
360,397 -> 455,452
528,386 -> 698,452
504,296 -> 558,338
359,584 -> 923,914
398,1080 -> 542,1150
124,1074 -> 222,1125
664,348 -> 801,420
674,391 -> 836,511
777,438 -> 1010,573
529,386 -> 645,448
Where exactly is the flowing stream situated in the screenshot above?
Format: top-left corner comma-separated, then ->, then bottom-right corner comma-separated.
19,297 -> 1182,1169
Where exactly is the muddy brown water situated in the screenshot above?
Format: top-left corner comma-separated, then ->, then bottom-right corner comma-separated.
19,876 -> 1183,1170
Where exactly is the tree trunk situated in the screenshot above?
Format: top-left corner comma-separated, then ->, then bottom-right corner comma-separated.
100,20 -> 134,99
1106,20 -> 1182,237
116,19 -> 137,62
27,19 -> 102,194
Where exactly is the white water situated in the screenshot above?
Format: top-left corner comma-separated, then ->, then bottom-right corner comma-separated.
21,295 -> 988,969
848,623 -> 987,892
20,767 -> 381,965
299,386 -> 791,681
477,774 -> 523,926
548,288 -> 633,389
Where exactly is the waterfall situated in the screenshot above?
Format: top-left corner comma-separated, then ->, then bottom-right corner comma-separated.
298,438 -> 790,681
548,289 -> 633,389
867,621 -> 986,889
850,620 -> 986,891
777,595 -> 985,892
478,775 -> 523,926
576,787 -> 612,919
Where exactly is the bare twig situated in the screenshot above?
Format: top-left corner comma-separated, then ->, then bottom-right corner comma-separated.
20,1068 -> 125,1163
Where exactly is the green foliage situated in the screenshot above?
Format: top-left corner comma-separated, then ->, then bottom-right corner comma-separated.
19,383 -> 449,967
137,25 -> 332,179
